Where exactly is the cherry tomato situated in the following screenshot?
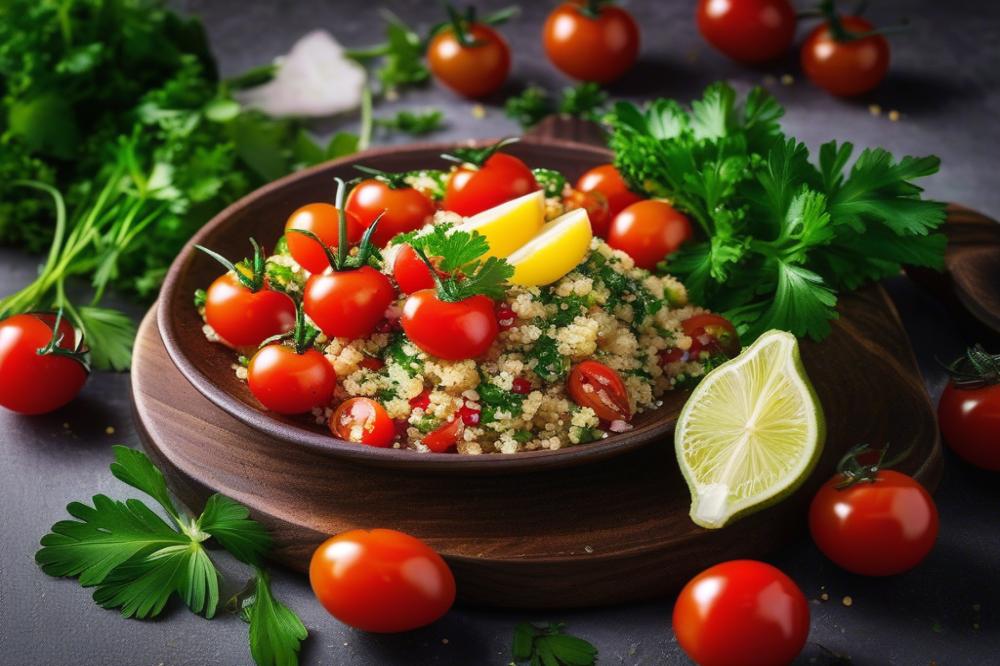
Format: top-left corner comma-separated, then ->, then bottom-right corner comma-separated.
568,360 -> 631,422
359,355 -> 385,371
427,23 -> 510,98
673,560 -> 810,666
575,164 -> 643,236
810,469 -> 939,576
285,203 -> 364,274
0,313 -> 88,415
423,417 -> 463,453
443,152 -> 538,217
247,344 -> 336,415
563,189 -> 611,239
542,1 -> 640,83
663,313 -> 741,364
801,16 -> 890,96
607,200 -> 693,270
303,266 -> 395,340
939,379 -> 1000,471
697,0 -> 797,63
204,272 -> 295,348
345,179 -> 436,248
309,529 -> 456,633
330,397 -> 395,447
392,244 -> 437,294
401,291 -> 499,360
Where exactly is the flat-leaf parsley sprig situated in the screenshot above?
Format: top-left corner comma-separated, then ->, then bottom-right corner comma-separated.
401,224 -> 514,301
511,622 -> 598,666
608,82 -> 946,342
36,446 -> 307,666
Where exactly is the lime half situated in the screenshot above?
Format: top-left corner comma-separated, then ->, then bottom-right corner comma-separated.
675,330 -> 825,529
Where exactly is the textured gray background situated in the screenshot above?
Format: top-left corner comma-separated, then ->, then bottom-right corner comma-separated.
2,1 -> 1000,664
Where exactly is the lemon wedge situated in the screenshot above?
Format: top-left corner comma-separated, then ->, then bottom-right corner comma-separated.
507,208 -> 593,286
675,330 -> 825,529
459,190 -> 545,258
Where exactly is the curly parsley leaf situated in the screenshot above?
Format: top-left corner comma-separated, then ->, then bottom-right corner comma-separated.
375,109 -> 445,136
504,85 -> 555,128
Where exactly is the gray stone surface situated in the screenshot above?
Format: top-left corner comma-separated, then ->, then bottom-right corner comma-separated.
2,1 -> 999,664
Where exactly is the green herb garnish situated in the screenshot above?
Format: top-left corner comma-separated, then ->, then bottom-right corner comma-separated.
609,82 -> 946,341
36,446 -> 306,666
375,109 -> 446,136
512,622 -> 598,666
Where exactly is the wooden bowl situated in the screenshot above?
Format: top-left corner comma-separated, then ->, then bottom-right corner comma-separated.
157,139 -> 689,473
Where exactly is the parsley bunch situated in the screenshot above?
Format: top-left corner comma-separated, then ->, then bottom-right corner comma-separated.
36,446 -> 307,666
609,83 -> 946,341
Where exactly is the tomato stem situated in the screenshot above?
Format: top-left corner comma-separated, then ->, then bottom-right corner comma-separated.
35,308 -> 91,373
817,0 -> 908,42
834,443 -> 911,489
354,165 -> 410,190
441,136 -> 520,168
195,238 -> 266,292
944,344 -> 1000,389
287,179 -> 383,273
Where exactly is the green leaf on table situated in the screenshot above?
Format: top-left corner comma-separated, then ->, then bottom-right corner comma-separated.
110,445 -> 181,522
238,569 -> 308,666
511,622 -> 597,666
198,494 -> 271,566
76,306 -> 137,372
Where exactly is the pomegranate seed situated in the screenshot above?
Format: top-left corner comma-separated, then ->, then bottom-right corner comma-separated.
393,419 -> 409,440
496,304 -> 516,330
359,356 -> 385,371
511,377 -> 532,394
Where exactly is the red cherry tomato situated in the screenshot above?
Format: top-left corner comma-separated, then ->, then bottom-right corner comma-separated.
427,23 -> 510,98
330,397 -> 395,447
309,529 -> 456,633
392,244 -> 437,294
303,266 -> 395,340
568,360 -> 631,422
673,560 -> 810,666
801,16 -> 890,96
575,164 -> 643,236
608,200 -> 693,270
285,203 -> 364,274
345,180 -> 435,248
401,290 -> 499,361
443,152 -> 538,217
810,468 -> 939,576
542,1 -> 640,83
564,189 -> 611,239
423,417 -> 463,453
697,0 -> 796,63
0,313 -> 88,415
359,355 -> 385,371
663,313 -> 741,363
247,344 -> 336,415
204,273 -> 296,348
939,378 -> 1000,471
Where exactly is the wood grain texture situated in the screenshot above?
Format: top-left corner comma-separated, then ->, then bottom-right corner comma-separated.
906,205 -> 1000,335
134,280 -> 942,607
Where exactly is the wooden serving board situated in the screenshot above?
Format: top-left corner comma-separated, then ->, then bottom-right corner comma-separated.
133,280 -> 942,608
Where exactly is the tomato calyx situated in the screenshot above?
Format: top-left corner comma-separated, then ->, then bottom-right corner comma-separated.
353,165 -> 411,190
577,0 -> 613,20
441,137 -> 520,169
812,0 -> 907,42
288,178 -> 384,272
33,309 -> 91,372
196,237 -> 268,293
259,300 -> 319,356
834,443 -> 910,489
437,4 -> 519,48
943,344 -> 1000,389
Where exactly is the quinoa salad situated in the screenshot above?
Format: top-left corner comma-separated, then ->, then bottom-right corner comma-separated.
194,150 -> 738,455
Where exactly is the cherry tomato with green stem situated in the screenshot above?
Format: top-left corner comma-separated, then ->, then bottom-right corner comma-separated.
427,6 -> 510,98
673,560 -> 810,666
809,444 -> 939,576
247,304 -> 336,415
330,397 -> 396,447
442,139 -> 538,216
543,1 -> 640,83
575,164 -> 643,235
309,529 -> 456,633
285,202 -> 364,274
568,360 -> 631,422
196,239 -> 296,349
607,200 -> 693,270
938,345 -> 1000,470
0,310 -> 88,415
696,0 -> 797,64
294,180 -> 397,340
801,15 -> 890,96
345,167 -> 436,248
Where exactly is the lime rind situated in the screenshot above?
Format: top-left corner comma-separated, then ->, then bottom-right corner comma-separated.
675,330 -> 826,529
